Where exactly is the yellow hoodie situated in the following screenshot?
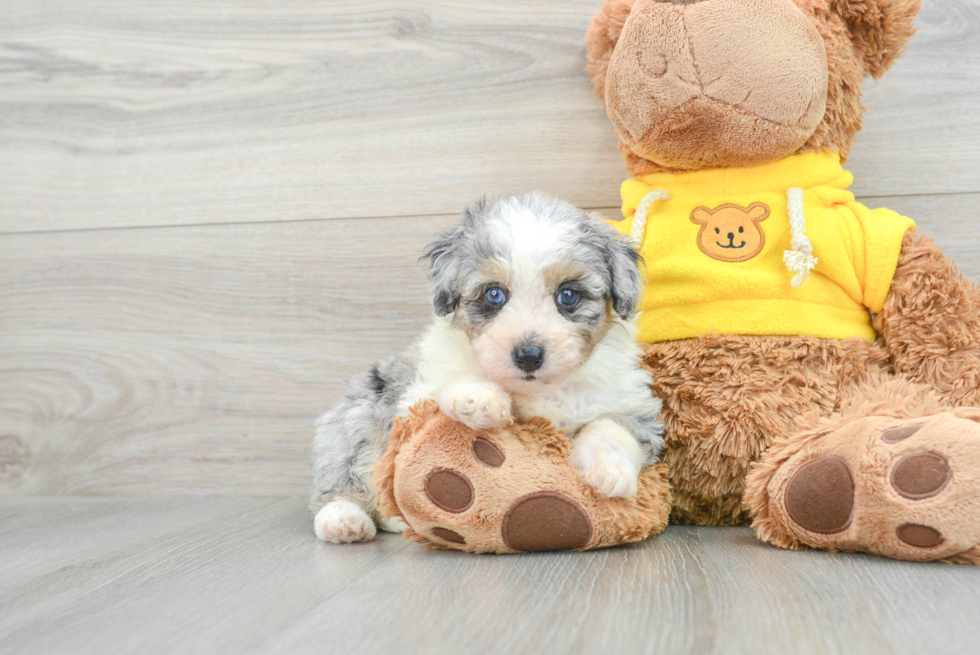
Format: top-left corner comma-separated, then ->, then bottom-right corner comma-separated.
613,151 -> 916,343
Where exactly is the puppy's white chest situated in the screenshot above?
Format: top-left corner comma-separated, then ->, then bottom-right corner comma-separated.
513,382 -> 597,433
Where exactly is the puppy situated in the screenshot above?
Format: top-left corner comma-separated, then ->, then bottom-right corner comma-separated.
310,193 -> 664,543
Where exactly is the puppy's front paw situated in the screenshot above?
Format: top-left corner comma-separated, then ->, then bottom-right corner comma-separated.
570,420 -> 642,499
314,498 -> 377,544
438,380 -> 512,431
378,515 -> 408,534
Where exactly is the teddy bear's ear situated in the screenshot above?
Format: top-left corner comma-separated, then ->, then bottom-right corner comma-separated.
585,0 -> 637,101
831,0 -> 922,79
746,203 -> 770,223
690,208 -> 712,226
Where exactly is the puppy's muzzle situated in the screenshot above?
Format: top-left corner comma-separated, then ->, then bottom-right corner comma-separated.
512,344 -> 545,373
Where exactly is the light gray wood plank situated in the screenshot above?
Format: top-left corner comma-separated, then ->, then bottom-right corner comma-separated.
1,0 -> 978,234
847,0 -> 980,196
273,527 -> 980,655
2,496 -> 979,655
0,495 -> 281,592
2,195 -> 978,497
0,212 -> 453,496
0,496 -> 412,655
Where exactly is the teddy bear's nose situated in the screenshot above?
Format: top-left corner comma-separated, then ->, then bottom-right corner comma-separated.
727,232 -> 735,241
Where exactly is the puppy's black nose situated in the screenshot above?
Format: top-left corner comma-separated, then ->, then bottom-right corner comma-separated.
512,344 -> 545,373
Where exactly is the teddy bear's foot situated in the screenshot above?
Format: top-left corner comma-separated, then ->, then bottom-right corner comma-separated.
752,411 -> 980,562
372,401 -> 672,553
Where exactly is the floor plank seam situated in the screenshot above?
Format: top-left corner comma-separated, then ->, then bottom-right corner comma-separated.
3,190 -> 978,238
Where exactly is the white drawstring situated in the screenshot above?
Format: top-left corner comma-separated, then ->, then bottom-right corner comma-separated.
783,187 -> 817,288
631,189 -> 671,245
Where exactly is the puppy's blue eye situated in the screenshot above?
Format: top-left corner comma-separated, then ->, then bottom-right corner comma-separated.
557,289 -> 580,308
485,287 -> 507,306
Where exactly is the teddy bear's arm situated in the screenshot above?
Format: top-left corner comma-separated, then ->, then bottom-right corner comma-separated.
873,231 -> 980,406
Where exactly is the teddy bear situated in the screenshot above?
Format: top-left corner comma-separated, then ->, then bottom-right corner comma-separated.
374,0 -> 980,563
584,0 -> 980,563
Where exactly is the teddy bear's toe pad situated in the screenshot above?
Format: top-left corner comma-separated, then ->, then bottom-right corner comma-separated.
770,412 -> 980,561
784,455 -> 853,534
430,527 -> 466,544
890,452 -> 951,499
501,492 -> 593,552
424,469 -> 474,513
896,523 -> 944,548
881,423 -> 923,443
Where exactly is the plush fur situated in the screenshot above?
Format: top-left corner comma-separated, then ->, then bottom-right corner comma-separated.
874,231 -> 980,408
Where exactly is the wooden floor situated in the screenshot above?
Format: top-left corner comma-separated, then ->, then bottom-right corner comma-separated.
2,496 -> 980,655
3,0 -> 980,652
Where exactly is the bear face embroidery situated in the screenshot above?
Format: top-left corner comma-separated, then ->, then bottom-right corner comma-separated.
690,203 -> 770,263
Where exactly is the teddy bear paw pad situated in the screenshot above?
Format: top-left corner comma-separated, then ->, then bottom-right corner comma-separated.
430,527 -> 466,544
783,455 -> 853,534
890,452 -> 951,500
472,437 -> 505,467
501,492 -> 593,552
881,423 -> 923,443
424,469 -> 474,513
896,523 -> 944,549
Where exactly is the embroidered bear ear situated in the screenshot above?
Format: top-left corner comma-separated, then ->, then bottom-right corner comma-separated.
746,203 -> 770,223
690,207 -> 713,225
585,0 -> 637,103
830,0 -> 921,79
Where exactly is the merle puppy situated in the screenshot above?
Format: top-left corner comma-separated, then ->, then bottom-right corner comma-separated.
311,193 -> 664,543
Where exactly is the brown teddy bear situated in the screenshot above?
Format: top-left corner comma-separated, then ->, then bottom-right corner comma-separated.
585,0 -> 980,563
375,0 -> 980,562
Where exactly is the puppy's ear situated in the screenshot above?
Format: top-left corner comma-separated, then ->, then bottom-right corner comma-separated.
421,225 -> 463,316
831,0 -> 921,78
585,0 -> 637,102
592,213 -> 644,320
421,197 -> 490,316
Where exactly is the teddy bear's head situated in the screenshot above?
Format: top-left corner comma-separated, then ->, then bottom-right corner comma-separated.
586,0 -> 921,175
